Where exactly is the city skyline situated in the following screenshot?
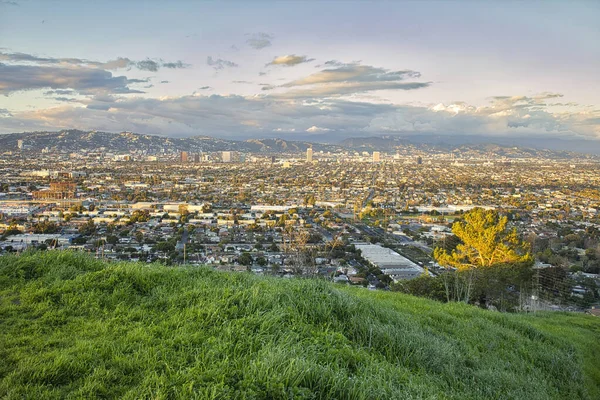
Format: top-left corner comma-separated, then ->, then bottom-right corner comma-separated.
0,0 -> 599,141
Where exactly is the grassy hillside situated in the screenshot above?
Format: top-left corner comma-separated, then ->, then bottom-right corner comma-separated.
1,252 -> 599,399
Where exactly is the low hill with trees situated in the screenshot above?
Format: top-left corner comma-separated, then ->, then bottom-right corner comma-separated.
1,251 -> 599,399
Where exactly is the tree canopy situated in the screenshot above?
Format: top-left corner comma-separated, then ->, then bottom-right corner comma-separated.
434,208 -> 532,271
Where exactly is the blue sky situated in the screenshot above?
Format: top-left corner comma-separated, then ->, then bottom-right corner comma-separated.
0,0 -> 598,141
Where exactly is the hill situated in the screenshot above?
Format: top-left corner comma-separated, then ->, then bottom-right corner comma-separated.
0,130 -> 342,154
1,251 -> 599,399
338,135 -> 586,159
2,130 -> 595,159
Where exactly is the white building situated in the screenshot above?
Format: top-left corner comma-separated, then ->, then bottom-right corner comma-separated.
355,244 -> 424,281
306,148 -> 313,162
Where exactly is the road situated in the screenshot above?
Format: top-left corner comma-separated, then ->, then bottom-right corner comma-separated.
176,228 -> 189,250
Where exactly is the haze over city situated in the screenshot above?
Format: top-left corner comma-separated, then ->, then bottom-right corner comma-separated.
0,0 -> 599,141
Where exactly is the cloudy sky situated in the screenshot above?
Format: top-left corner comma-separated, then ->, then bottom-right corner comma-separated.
0,0 -> 599,141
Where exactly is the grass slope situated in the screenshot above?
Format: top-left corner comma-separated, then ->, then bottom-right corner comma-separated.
0,251 -> 599,399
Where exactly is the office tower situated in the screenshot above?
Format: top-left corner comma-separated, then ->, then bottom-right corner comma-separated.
17,140 -> 24,150
194,153 -> 200,163
180,151 -> 189,163
306,147 -> 313,162
416,156 -> 422,165
222,151 -> 231,162
372,151 -> 381,162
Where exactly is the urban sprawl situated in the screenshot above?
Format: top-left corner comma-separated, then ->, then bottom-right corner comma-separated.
2,141 -> 600,311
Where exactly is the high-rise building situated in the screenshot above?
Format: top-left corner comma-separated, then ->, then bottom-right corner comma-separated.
17,140 -> 24,150
416,156 -> 422,165
372,151 -> 381,163
222,151 -> 231,162
180,151 -> 189,163
306,147 -> 313,162
194,153 -> 200,163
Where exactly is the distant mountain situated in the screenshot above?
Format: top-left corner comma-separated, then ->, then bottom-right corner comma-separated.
345,134 -> 600,156
338,135 -> 593,159
0,130 -> 595,159
0,130 -> 342,154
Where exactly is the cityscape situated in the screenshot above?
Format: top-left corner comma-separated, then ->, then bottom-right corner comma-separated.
1,130 -> 599,311
1,1 -> 599,398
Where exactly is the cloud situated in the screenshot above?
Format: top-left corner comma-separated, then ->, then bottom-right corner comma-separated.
44,89 -> 76,96
54,97 -> 79,103
0,94 -> 398,138
133,59 -> 160,72
0,1 -> 19,6
206,56 -> 238,70
274,81 -> 430,98
1,68 -> 597,142
0,52 -> 188,71
262,64 -> 430,98
267,55 -> 315,67
100,58 -> 131,70
129,59 -> 188,71
162,61 -> 186,69
192,86 -> 212,95
246,32 -> 273,49
0,64 -> 144,95
306,126 -> 331,133
0,108 -> 12,117
283,65 -> 422,87
323,60 -> 346,67
314,60 -> 349,68
160,80 -> 169,84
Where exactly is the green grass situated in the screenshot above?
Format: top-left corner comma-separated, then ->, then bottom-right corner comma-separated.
0,251 -> 599,399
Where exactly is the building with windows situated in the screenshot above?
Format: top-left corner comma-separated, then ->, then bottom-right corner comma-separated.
306,148 -> 313,162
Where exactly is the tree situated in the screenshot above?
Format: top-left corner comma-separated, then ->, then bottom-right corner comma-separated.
256,256 -> 267,267
32,221 -> 58,234
106,235 -> 119,245
433,208 -> 532,303
78,219 -> 96,236
238,252 -> 253,266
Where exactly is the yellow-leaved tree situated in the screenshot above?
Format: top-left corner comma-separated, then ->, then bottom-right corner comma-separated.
434,208 -> 532,303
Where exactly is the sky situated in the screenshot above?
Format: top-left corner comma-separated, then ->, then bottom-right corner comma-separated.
0,0 -> 599,142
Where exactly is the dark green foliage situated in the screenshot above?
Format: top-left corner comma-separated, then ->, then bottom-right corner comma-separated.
0,251 -> 599,399
238,252 -> 253,266
390,274 -> 447,301
78,220 -> 96,236
32,221 -> 59,234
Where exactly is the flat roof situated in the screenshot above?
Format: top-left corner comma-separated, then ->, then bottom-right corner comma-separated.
355,244 -> 424,273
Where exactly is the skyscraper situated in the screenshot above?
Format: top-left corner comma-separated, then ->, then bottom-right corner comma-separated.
306,147 -> 313,162
222,151 -> 231,162
416,156 -> 422,165
194,153 -> 200,163
180,151 -> 188,163
372,151 -> 381,163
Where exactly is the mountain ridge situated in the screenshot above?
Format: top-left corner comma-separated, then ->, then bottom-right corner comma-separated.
0,130 -> 595,159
